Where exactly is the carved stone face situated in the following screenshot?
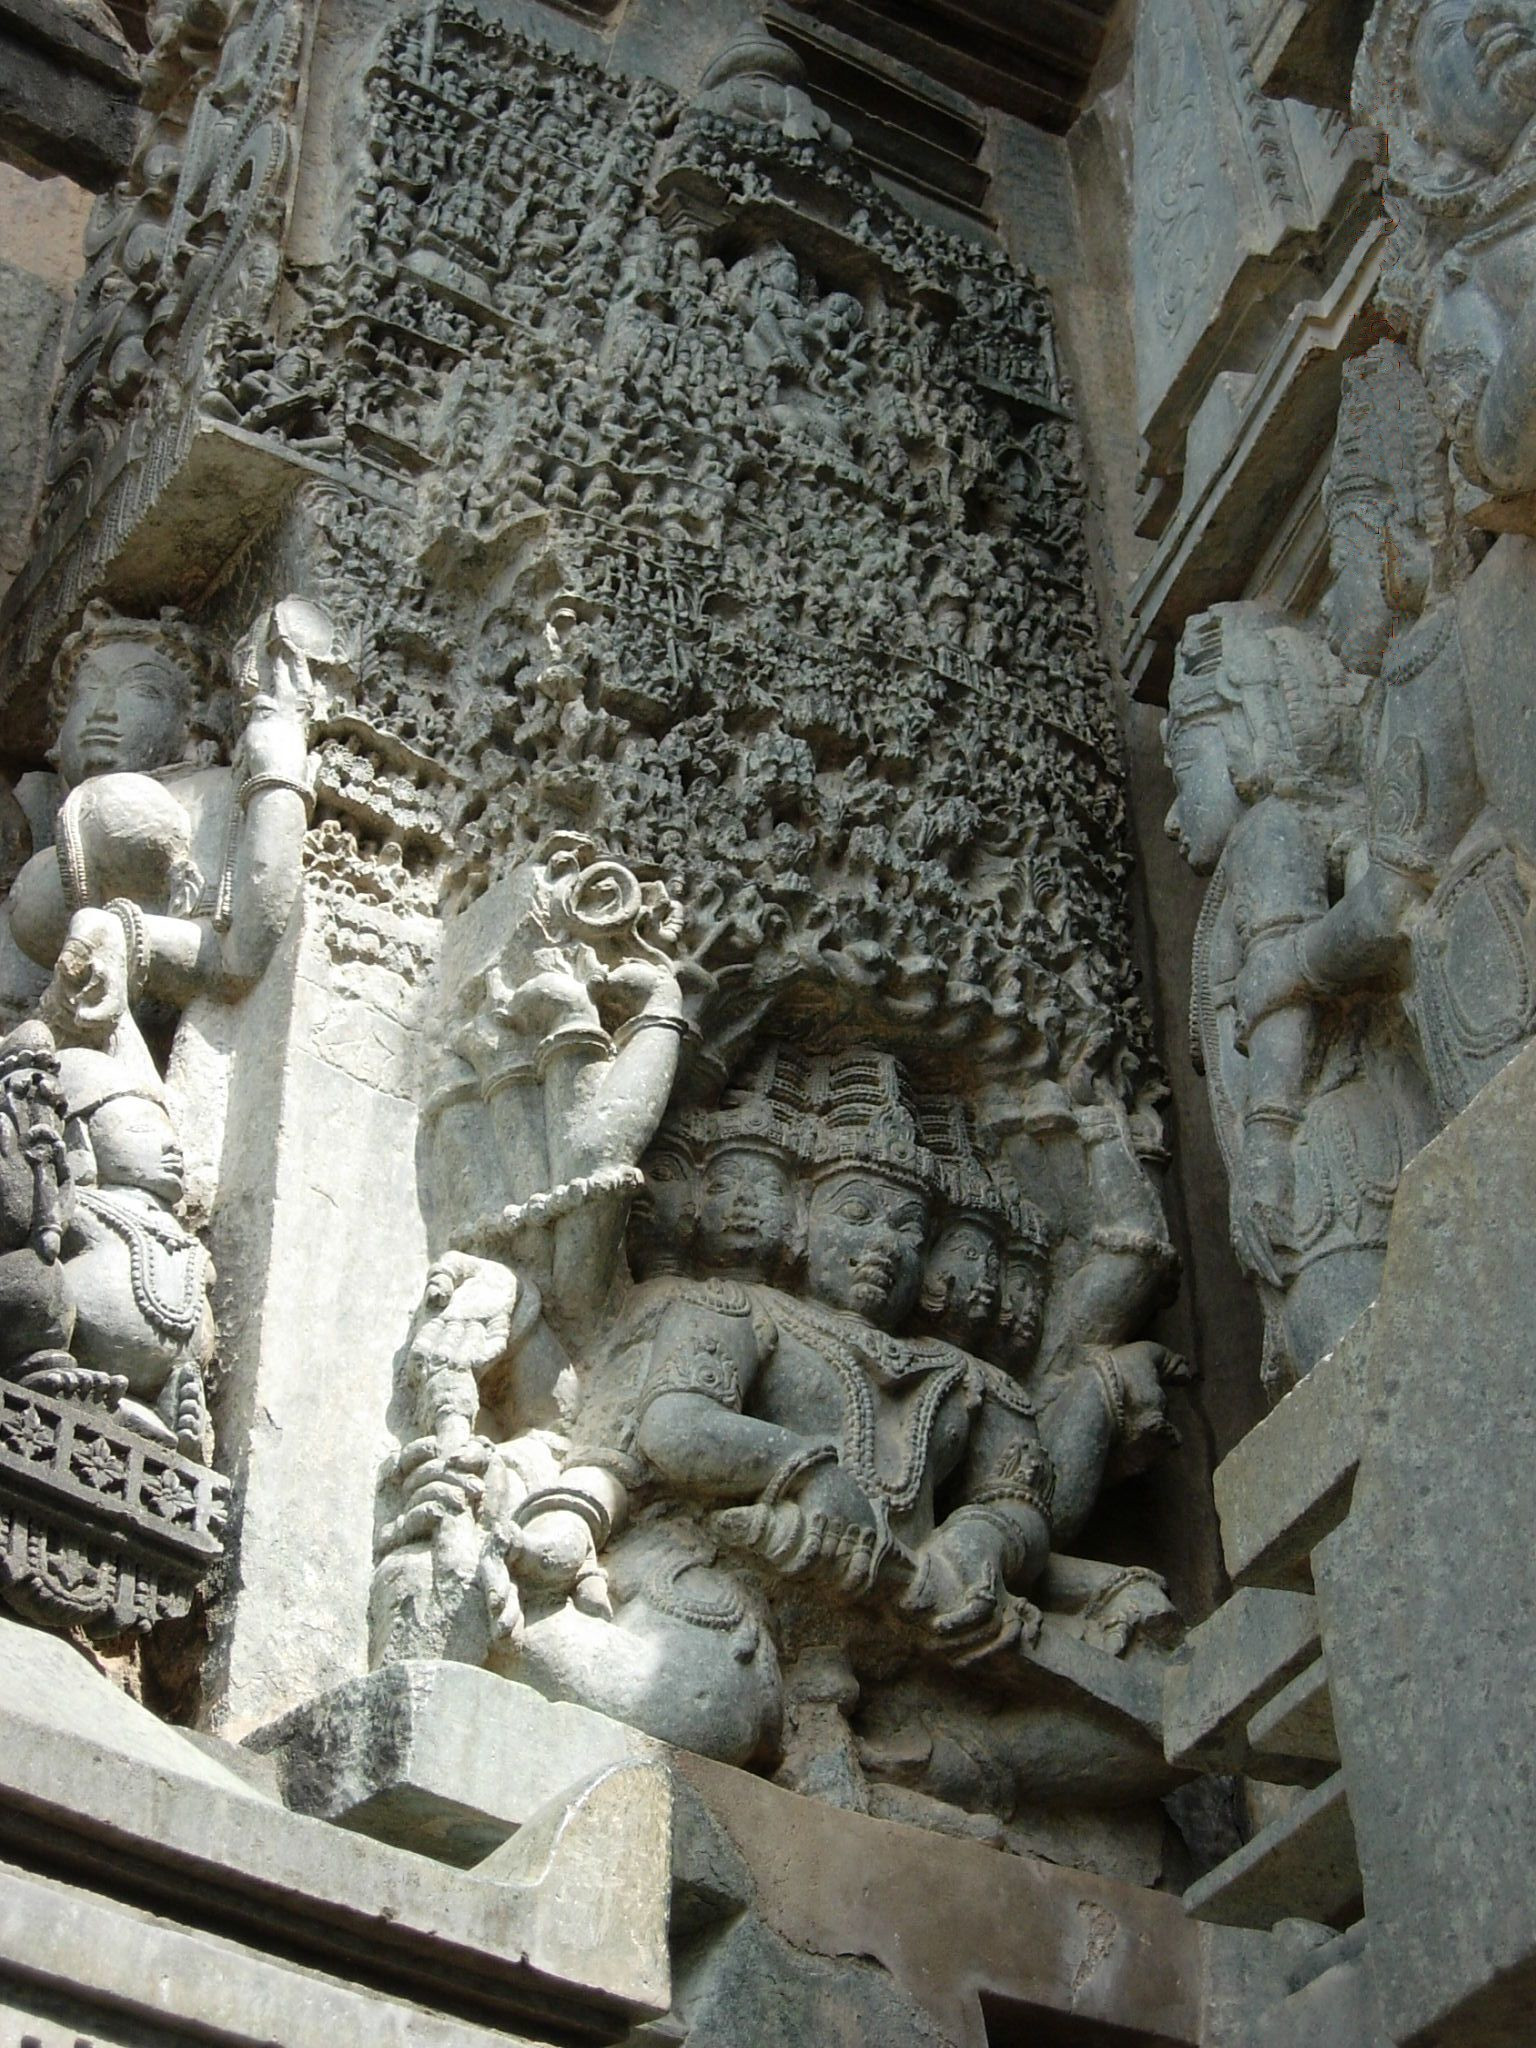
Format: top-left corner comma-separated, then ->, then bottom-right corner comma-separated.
57,643 -> 192,789
1412,0 -> 1536,171
997,1248 -> 1046,1374
86,1093 -> 185,1207
806,1169 -> 930,1330
923,1217 -> 1001,1341
631,1145 -> 696,1276
696,1143 -> 794,1278
1163,718 -> 1243,872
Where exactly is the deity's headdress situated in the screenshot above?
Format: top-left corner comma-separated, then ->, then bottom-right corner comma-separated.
1166,603 -> 1364,802
48,603 -> 227,767
1354,1 -> 1465,201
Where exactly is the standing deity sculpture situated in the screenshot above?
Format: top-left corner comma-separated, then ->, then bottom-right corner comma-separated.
1164,603 -> 1437,1388
1233,343 -> 1536,1129
35,914 -> 216,1458
1355,0 -> 1536,502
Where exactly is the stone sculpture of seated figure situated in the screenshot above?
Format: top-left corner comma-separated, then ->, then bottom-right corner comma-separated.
374,1051 -> 1186,1842
637,1144 -> 1056,1645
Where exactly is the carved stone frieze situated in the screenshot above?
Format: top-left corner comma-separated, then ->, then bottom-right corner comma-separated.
0,1378 -> 229,1636
4,0 -> 311,667
8,0 -> 1185,1859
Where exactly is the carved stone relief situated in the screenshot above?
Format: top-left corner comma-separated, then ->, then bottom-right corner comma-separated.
4,1 -> 1188,1860
7,0 -> 310,664
1166,340 -> 1536,1388
1355,0 -> 1536,508
0,594 -> 343,1635
295,11 -> 1186,1854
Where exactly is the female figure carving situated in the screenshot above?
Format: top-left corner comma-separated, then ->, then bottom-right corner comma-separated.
1165,599 -> 1435,1385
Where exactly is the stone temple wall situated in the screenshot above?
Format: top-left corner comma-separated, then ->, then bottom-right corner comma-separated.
0,1 -> 1533,2044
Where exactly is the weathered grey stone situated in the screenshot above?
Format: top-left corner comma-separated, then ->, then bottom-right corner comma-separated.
1315,1040 -> 1536,2047
1126,0 -> 1377,693
0,1698 -> 671,2026
1212,1308 -> 1369,1588
1247,1658 -> 1338,1776
1454,533 -> 1536,860
1126,218 -> 1384,695
0,1609 -> 262,1798
676,1746 -> 1209,2048
0,1609 -> 670,2034
1163,1587 -> 1320,1772
0,1860 -> 548,2048
672,1913 -> 952,2048
1251,0 -> 1374,105
0,0 -> 137,189
0,242 -> 68,602
247,1660 -> 660,1863
1251,1947 -> 1389,2048
1184,1773 -> 1360,1930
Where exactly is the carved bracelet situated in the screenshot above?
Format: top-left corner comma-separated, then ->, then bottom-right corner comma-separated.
515,1485 -> 613,1550
760,1438 -> 839,1505
237,770 -> 316,820
1090,1349 -> 1128,1439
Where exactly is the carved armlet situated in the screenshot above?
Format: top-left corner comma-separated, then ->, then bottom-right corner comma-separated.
237,769 -> 316,821
758,1439 -> 839,1505
966,1435 -> 1057,1530
641,1345 -> 744,1412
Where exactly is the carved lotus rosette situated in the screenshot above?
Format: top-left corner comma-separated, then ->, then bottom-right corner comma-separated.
0,1384 -> 229,1636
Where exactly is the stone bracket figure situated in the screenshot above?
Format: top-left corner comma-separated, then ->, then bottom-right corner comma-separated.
1229,347 -> 1536,1133
1356,0 -> 1536,507
7,596 -> 348,1018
